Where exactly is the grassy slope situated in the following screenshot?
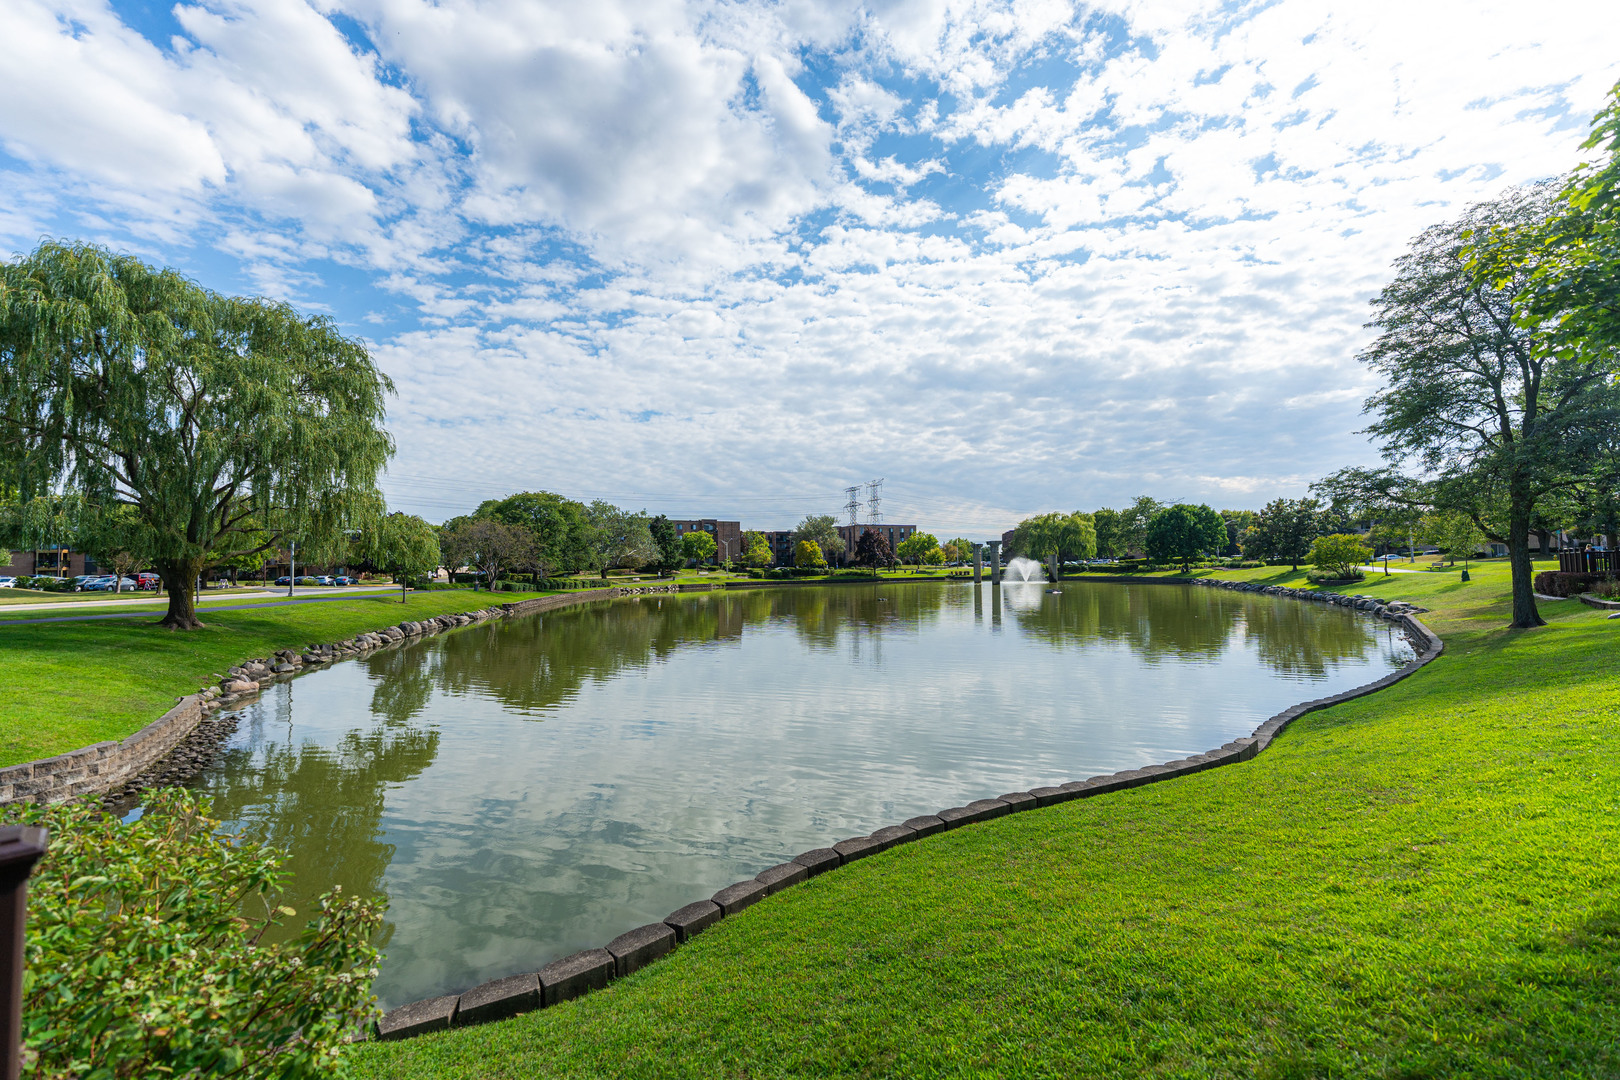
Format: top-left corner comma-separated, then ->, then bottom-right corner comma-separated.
0,590 -> 551,767
353,561 -> 1620,1079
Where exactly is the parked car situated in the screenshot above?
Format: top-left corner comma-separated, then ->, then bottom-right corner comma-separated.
315,575 -> 335,586
0,577 -> 13,589
73,576 -> 111,592
136,573 -> 161,589
333,575 -> 354,586
84,576 -> 140,592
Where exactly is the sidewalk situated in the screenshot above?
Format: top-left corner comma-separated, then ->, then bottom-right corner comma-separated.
0,584 -> 396,615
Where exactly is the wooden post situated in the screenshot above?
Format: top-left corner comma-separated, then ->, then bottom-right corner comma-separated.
0,826 -> 47,1080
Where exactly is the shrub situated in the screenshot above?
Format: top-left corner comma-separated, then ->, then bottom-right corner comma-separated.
1311,533 -> 1373,579
1594,577 -> 1620,599
11,788 -> 382,1079
1308,569 -> 1365,584
1533,570 -> 1600,597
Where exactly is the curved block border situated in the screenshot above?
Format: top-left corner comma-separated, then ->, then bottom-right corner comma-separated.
371,578 -> 1444,1043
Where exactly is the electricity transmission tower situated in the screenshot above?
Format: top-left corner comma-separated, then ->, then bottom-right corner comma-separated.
844,486 -> 862,528
865,478 -> 884,524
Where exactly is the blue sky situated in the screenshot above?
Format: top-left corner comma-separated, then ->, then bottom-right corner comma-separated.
1,0 -> 1616,535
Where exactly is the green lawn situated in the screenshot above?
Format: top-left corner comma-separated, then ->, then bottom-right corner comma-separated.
0,590 -> 554,767
353,559 -> 1619,1079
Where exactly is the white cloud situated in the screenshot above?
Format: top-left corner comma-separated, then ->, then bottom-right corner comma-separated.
0,0 -> 1616,534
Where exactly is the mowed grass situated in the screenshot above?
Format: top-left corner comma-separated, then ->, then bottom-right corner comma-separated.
353,560 -> 1620,1079
0,590 -> 551,767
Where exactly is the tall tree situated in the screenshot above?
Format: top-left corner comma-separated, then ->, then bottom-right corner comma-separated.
0,242 -> 393,628
680,529 -> 716,565
790,514 -> 845,564
439,517 -> 530,590
1117,496 -> 1163,558
1245,498 -> 1326,570
896,532 -> 940,566
853,528 -> 894,571
581,501 -> 654,578
372,512 -> 441,602
1092,507 -> 1122,559
476,490 -> 589,573
1145,504 -> 1227,572
1320,176 -> 1620,627
646,515 -> 683,577
740,530 -> 773,568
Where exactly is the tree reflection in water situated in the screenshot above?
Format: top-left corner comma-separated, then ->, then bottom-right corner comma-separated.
184,581 -> 1410,1005
1005,581 -> 1393,675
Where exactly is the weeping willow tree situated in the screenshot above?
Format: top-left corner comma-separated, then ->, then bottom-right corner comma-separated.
0,241 -> 393,628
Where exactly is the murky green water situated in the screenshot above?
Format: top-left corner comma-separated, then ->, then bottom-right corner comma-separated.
191,581 -> 1412,1008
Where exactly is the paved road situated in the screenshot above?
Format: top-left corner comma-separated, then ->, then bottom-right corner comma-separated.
0,591 -> 413,627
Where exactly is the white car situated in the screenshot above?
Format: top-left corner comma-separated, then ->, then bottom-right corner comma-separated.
0,577 -> 13,588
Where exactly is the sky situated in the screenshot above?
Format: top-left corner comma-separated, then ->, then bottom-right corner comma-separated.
1,1 -> 1617,537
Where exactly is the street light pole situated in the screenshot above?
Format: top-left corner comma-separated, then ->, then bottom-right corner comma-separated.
287,540 -> 296,598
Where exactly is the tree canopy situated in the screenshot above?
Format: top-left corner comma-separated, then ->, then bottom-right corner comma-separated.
646,515 -> 683,577
741,530 -> 773,568
475,491 -> 589,575
1244,498 -> 1326,570
680,529 -> 716,565
0,242 -> 393,627
1145,504 -> 1227,571
853,528 -> 894,570
1318,150 -> 1620,626
896,532 -> 940,566
793,539 -> 826,569
790,514 -> 845,563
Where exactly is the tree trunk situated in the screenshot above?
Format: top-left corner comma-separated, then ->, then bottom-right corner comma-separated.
1508,497 -> 1544,629
1534,528 -> 1552,559
156,556 -> 206,630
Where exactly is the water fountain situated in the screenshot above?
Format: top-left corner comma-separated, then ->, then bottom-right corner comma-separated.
1003,556 -> 1046,583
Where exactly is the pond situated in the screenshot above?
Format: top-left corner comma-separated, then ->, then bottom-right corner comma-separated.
190,581 -> 1414,1009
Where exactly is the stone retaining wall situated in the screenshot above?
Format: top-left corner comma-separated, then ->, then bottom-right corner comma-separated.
371,579 -> 1445,1043
0,584 -> 678,809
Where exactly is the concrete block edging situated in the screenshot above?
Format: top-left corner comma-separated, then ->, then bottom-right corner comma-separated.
372,580 -> 1443,1043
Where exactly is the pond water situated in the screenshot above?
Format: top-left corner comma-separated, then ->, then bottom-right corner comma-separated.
190,581 -> 1413,1009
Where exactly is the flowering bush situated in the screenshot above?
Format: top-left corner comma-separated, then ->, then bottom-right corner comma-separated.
10,789 -> 383,1079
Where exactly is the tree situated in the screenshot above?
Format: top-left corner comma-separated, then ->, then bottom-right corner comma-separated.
646,515 -> 683,577
475,490 -> 590,573
1145,504 -> 1227,571
1320,165 -> 1620,627
1117,496 -> 1163,558
794,540 -> 826,569
1422,511 -> 1487,569
680,529 -> 716,565
582,501 -> 654,578
790,514 -> 845,564
1220,510 -> 1256,557
853,528 -> 894,572
922,545 -> 946,567
740,530 -> 773,568
1092,507 -> 1122,559
440,517 -> 531,590
0,242 -> 393,628
1010,512 -> 1096,577
941,537 -> 974,564
896,532 -> 940,566
70,500 -> 153,593
1245,498 -> 1325,569
1310,534 -> 1373,579
373,512 -> 440,601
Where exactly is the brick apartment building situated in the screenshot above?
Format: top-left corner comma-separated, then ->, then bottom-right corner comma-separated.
670,519 -> 743,564
1,549 -> 95,578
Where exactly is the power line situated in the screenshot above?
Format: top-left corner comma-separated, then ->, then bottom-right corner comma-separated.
844,486 -> 861,528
